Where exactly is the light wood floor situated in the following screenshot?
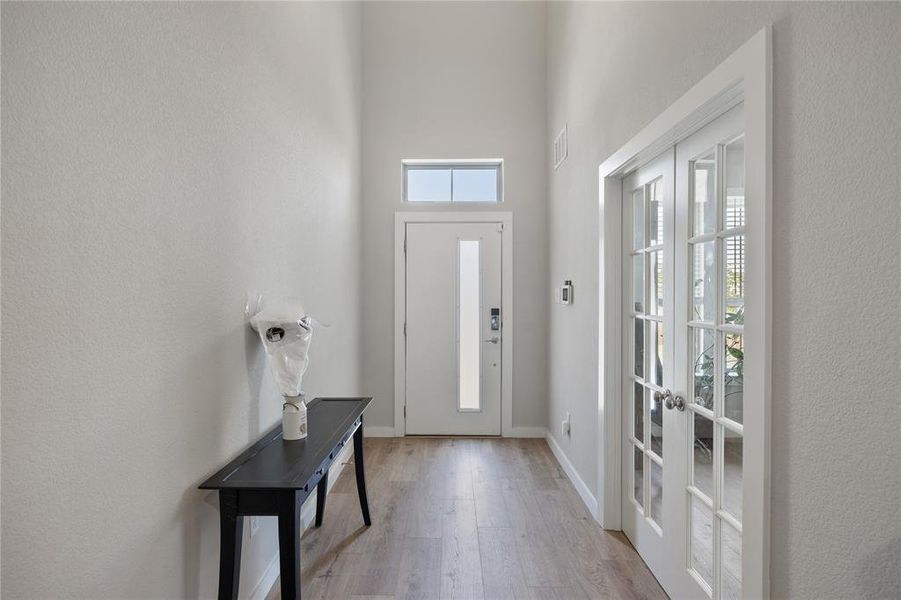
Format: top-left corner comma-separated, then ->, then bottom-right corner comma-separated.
266,437 -> 667,600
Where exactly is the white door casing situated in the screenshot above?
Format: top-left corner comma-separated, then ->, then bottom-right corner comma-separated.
599,27 -> 771,600
405,221 -> 502,435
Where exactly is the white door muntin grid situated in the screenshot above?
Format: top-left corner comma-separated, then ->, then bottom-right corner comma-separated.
677,104 -> 746,600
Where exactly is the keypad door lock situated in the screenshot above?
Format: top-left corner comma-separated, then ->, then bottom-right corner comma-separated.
490,308 -> 500,331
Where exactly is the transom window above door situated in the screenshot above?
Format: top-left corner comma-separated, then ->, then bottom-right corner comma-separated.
403,159 -> 503,203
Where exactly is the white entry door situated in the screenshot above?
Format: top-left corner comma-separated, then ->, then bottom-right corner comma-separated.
622,105 -> 749,599
405,222 -> 503,435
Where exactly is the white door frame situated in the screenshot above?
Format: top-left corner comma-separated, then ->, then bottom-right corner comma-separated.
597,28 -> 772,598
394,211 -> 514,437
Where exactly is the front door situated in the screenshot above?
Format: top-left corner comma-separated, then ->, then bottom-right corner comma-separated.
405,222 -> 503,435
622,105 -> 748,599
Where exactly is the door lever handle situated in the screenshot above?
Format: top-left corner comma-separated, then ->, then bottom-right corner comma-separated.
483,337 -> 500,344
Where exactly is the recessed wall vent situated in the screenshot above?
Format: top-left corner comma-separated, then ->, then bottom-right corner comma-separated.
553,124 -> 568,170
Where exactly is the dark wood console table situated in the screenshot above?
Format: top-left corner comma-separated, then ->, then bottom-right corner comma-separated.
199,397 -> 372,600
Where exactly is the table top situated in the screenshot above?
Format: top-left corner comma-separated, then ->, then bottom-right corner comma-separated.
199,397 -> 372,491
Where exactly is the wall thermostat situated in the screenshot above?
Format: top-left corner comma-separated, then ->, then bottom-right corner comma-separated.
561,280 -> 573,305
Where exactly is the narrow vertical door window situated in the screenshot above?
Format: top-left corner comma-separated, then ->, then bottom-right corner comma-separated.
458,240 -> 481,410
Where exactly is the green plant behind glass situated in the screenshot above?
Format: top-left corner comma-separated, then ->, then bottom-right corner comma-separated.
694,307 -> 743,410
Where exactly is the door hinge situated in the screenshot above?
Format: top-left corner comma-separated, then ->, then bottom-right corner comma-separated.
403,237 -> 407,253
403,405 -> 406,418
403,322 -> 407,336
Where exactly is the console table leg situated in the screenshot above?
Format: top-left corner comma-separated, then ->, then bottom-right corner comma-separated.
277,490 -> 303,599
315,469 -> 329,527
353,422 -> 372,526
218,490 -> 243,600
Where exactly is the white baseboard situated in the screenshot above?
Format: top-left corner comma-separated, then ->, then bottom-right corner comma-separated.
545,430 -> 599,521
363,425 -> 397,437
505,426 -> 547,438
363,425 -> 547,438
248,553 -> 280,600
247,441 -> 355,600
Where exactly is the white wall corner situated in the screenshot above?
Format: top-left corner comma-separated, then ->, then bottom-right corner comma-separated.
545,430 -> 599,521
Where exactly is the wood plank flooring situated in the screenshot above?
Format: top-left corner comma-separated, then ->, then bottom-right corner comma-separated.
265,437 -> 667,600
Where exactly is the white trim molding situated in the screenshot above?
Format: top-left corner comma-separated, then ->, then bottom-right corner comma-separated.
597,27 -> 771,599
545,430 -> 599,518
249,555 -> 280,600
394,212 -> 515,437
507,426 -> 546,439
362,426 -> 397,438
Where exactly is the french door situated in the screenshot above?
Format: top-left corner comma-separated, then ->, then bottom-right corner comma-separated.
622,105 -> 748,599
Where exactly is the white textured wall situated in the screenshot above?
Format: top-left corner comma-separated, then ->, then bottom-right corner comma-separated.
1,2 -> 363,598
361,2 -> 548,431
546,2 -> 900,598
